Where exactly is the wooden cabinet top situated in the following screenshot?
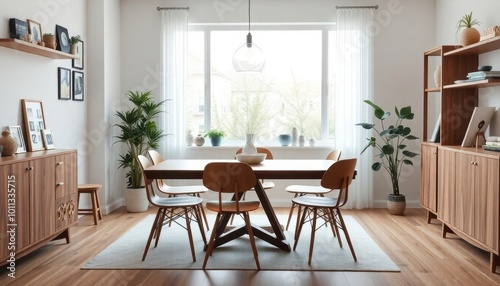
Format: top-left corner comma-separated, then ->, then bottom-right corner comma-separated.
0,149 -> 77,165
439,146 -> 500,159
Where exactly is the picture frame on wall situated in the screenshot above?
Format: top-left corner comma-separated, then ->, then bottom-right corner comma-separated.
6,125 -> 26,154
72,71 -> 84,101
72,40 -> 84,69
58,67 -> 71,100
41,129 -> 55,149
26,19 -> 42,44
55,24 -> 70,53
21,99 -> 46,152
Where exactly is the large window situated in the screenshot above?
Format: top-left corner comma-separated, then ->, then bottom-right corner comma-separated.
187,24 -> 336,145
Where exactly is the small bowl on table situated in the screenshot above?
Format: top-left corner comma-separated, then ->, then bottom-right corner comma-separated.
236,153 -> 267,165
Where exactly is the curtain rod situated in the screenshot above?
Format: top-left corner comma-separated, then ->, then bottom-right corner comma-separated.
157,7 -> 189,11
336,5 -> 378,9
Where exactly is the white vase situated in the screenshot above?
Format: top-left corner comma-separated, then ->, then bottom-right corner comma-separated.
291,127 -> 298,146
186,130 -> 194,146
125,188 -> 149,212
309,138 -> 316,147
434,65 -> 442,88
298,134 -> 305,147
194,134 -> 205,146
243,133 -> 257,154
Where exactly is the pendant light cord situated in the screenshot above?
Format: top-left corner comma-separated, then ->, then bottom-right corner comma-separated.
248,0 -> 251,33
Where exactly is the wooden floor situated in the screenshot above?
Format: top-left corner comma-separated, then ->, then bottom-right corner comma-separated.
1,207 -> 500,286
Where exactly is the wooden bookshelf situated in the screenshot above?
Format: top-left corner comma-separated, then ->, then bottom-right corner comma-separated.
0,38 -> 76,59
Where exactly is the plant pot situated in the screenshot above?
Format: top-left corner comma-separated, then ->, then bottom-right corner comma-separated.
125,187 -> 148,212
459,28 -> 480,47
387,194 -> 406,215
210,136 -> 222,146
70,44 -> 77,55
43,35 -> 56,49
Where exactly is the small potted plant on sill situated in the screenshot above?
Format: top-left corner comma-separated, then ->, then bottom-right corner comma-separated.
456,11 -> 481,47
205,129 -> 226,146
69,35 -> 82,55
356,100 -> 419,215
114,90 -> 166,212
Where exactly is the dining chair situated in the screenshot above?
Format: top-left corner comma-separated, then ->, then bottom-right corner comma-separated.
148,150 -> 210,231
202,162 -> 261,270
285,149 -> 342,231
137,155 -> 207,262
292,158 -> 357,265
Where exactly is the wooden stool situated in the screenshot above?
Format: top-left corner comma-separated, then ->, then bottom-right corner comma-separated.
78,184 -> 103,225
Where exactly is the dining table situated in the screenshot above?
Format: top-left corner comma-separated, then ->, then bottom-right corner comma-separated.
143,159 -> 342,252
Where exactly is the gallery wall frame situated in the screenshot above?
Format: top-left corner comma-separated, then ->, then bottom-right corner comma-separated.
6,125 -> 26,154
21,99 -> 46,152
58,67 -> 71,100
56,24 -> 70,53
72,40 -> 84,69
72,71 -> 84,101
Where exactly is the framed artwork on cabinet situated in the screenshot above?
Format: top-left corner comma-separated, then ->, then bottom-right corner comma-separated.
6,125 -> 26,154
461,107 -> 496,147
72,40 -> 84,69
58,67 -> 71,100
72,71 -> 84,101
21,99 -> 46,152
41,129 -> 55,149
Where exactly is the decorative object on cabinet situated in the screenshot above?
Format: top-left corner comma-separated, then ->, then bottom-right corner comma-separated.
205,129 -> 225,146
69,35 -> 81,54
27,19 -> 42,44
6,125 -> 26,153
21,99 -> 46,152
278,134 -> 292,146
41,129 -> 55,149
58,67 -> 71,100
480,26 -> 500,41
357,100 -> 419,215
55,25 -> 70,53
456,11 -> 481,47
194,133 -> 205,146
9,18 -> 28,40
114,90 -> 166,189
433,65 -> 441,87
0,129 -> 18,157
72,71 -> 84,101
72,40 -> 84,69
42,33 -> 56,49
461,106 -> 495,147
430,114 -> 441,143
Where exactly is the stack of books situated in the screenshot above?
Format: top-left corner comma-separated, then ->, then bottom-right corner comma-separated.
483,136 -> 500,152
467,71 -> 500,81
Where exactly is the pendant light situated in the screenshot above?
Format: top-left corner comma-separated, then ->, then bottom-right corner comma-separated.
232,0 -> 265,72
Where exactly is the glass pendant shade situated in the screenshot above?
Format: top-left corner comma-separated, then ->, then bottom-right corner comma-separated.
233,33 -> 265,72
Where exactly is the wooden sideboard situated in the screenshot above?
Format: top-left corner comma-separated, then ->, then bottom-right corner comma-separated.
0,149 -> 77,265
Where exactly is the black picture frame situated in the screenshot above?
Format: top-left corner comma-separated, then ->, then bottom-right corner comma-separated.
9,18 -> 28,40
72,40 -> 84,69
58,67 -> 71,100
55,24 -> 70,53
72,71 -> 84,101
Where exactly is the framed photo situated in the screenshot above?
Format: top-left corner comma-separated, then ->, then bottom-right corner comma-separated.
41,129 -> 55,150
21,99 -> 46,152
9,18 -> 28,40
72,40 -> 84,69
72,71 -> 84,101
6,126 -> 26,154
58,67 -> 71,100
27,19 -> 42,44
55,24 -> 70,53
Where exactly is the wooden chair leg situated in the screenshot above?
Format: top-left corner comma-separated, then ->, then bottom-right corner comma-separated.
293,205 -> 308,250
196,194 -> 210,231
336,208 -> 357,261
326,208 -> 337,237
95,191 -> 103,220
90,191 -> 98,225
203,213 -> 222,269
184,207 -> 196,262
154,210 -> 167,247
142,208 -> 163,261
194,203 -> 207,244
243,212 -> 260,270
285,194 -> 299,230
308,208 -> 318,265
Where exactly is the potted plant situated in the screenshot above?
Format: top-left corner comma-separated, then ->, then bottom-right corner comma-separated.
456,11 -> 481,47
205,129 -> 225,146
69,35 -> 82,54
42,33 -> 56,49
356,100 -> 419,215
114,90 -> 165,212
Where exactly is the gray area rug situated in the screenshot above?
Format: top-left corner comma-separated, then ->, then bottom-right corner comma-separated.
81,214 -> 399,271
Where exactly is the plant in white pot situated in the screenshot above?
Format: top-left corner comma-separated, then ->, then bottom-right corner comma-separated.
456,11 -> 481,47
115,91 -> 165,212
356,100 -> 419,215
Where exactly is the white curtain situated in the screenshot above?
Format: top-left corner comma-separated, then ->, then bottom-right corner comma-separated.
334,8 -> 374,208
159,9 -> 189,159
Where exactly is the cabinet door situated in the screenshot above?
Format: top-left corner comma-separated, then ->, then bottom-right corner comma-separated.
421,145 -> 438,212
455,152 -> 475,236
55,153 -> 77,199
438,149 -> 456,224
55,193 -> 78,231
473,156 -> 499,251
29,157 -> 56,243
0,162 -> 31,260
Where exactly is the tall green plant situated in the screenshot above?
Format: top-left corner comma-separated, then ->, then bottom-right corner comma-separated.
356,100 -> 419,195
115,91 -> 165,188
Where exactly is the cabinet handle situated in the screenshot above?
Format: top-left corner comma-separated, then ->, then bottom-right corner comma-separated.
26,166 -> 34,171
56,162 -> 64,165
470,161 -> 474,165
56,182 -> 64,186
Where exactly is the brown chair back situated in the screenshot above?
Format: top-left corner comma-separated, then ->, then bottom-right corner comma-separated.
326,150 -> 342,161
320,158 -> 357,208
235,147 -> 274,159
137,155 -> 159,206
203,162 -> 257,212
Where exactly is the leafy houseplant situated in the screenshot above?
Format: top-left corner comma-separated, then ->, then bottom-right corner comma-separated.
69,35 -> 82,45
456,11 -> 481,46
115,91 -> 165,189
205,129 -> 225,146
356,100 -> 419,214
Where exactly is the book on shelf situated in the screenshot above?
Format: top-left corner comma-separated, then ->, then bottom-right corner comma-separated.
483,144 -> 500,152
467,71 -> 500,80
487,136 -> 500,142
485,141 -> 500,147
430,113 -> 440,143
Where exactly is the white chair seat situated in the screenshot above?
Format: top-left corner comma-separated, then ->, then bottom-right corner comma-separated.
292,195 -> 337,208
286,185 -> 331,195
159,184 -> 208,195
